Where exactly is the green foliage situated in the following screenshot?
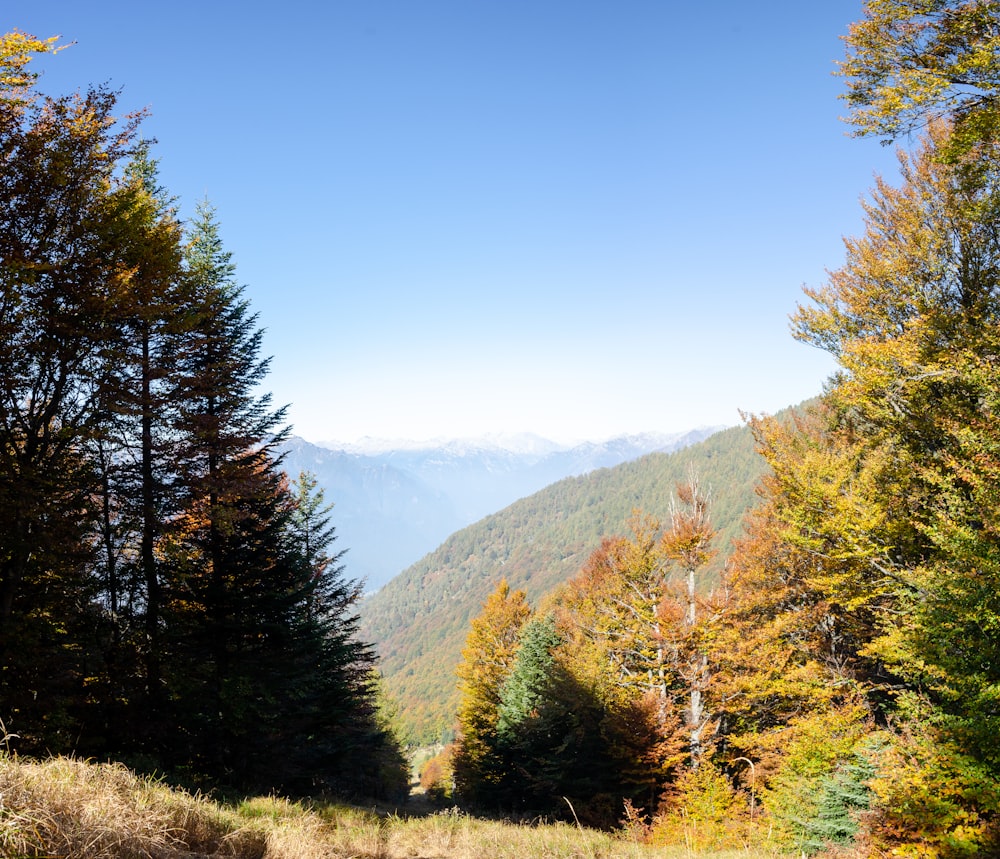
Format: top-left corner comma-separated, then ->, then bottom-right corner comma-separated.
803,749 -> 877,854
496,615 -> 562,743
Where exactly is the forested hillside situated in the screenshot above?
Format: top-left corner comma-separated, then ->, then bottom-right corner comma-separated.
8,3 -> 1000,856
280,430 -> 721,591
359,421 -> 769,743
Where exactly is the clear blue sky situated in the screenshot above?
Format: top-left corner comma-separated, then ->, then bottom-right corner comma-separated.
15,2 -> 902,444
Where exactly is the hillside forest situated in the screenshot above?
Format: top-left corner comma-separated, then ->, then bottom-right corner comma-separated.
4,3 -> 1000,858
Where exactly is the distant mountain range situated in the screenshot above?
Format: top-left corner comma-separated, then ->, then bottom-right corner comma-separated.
279,428 -> 725,591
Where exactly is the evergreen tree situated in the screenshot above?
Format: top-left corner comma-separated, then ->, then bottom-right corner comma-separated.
156,199 -> 292,783
496,614 -> 562,744
801,749 -> 877,854
289,470 -> 348,620
278,470 -> 404,797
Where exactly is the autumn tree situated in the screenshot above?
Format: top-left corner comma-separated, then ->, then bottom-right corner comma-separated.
452,578 -> 531,805
840,0 -> 1000,152
708,122 -> 1000,853
0,33 -> 149,751
553,505 -> 717,763
788,121 -> 1000,851
554,513 -> 678,711
548,510 -> 713,817
0,30 -> 59,96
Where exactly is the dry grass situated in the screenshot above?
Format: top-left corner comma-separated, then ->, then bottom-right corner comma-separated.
0,755 -> 790,859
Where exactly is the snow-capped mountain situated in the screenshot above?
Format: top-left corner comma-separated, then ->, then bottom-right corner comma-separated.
281,426 -> 727,592
325,431 -> 564,458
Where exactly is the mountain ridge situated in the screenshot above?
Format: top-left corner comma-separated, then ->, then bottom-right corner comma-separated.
280,427 -> 727,590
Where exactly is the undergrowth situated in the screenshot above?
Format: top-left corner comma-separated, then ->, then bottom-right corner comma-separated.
0,755 -> 790,858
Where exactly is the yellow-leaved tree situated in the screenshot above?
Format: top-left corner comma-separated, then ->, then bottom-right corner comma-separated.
840,0 -> 1000,152
451,578 -> 531,806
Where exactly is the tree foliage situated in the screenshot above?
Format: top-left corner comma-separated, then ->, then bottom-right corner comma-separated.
841,0 -> 1000,151
698,122 -> 1000,855
447,37 -> 1000,849
452,578 -> 531,806
361,421 -> 765,744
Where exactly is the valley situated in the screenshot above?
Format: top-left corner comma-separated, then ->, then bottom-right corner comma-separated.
280,428 -> 724,591
354,421 -> 769,743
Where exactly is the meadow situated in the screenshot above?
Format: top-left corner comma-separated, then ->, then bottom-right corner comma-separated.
0,756 -> 790,859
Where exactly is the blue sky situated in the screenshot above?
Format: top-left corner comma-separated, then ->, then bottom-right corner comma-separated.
15,2 -> 902,444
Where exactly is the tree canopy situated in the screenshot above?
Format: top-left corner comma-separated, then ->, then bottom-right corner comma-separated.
841,0 -> 1000,151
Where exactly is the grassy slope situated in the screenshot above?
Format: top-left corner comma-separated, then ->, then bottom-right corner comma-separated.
0,755 -> 789,858
359,422 -> 769,743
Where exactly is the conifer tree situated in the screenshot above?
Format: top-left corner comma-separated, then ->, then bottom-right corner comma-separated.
277,470 -> 403,796
155,199 -> 294,782
289,470 -> 348,620
496,614 -> 562,743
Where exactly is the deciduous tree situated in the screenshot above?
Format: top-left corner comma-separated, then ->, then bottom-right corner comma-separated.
840,0 -> 1000,151
452,578 -> 531,805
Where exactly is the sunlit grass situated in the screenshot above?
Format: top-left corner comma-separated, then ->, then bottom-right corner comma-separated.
0,755 -> 791,858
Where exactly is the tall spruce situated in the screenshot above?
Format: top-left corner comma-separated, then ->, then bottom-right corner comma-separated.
158,199 -> 293,783
280,470 -> 402,796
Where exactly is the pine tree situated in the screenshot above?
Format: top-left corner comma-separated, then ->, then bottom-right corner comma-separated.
91,144 -> 190,745
496,614 -> 562,744
277,470 -> 404,796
